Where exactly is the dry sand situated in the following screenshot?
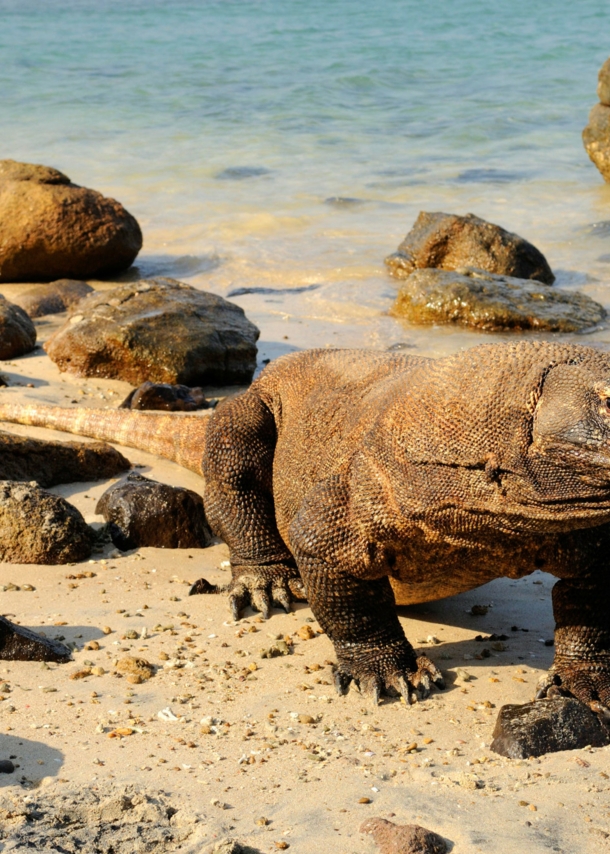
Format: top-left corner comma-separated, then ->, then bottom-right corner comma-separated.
0,303 -> 607,853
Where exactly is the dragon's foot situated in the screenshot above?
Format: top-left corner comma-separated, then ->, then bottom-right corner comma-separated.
333,640 -> 445,706
228,569 -> 306,621
536,658 -> 610,718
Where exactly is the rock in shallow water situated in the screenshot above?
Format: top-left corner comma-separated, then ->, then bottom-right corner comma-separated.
0,159 -> 142,282
360,818 -> 447,854
385,211 -> 555,284
490,697 -> 610,758
0,295 -> 36,359
44,277 -> 259,386
0,615 -> 71,662
0,481 -> 92,564
391,267 -> 605,332
0,430 -> 130,487
583,103 -> 610,183
119,380 -> 214,411
96,473 -> 211,551
11,279 -> 93,318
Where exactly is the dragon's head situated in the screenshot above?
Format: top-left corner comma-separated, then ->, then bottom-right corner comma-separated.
530,359 -> 610,485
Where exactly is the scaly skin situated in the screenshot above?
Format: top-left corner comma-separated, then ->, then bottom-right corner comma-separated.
3,340 -> 610,711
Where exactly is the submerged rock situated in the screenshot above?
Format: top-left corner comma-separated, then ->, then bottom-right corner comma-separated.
12,279 -> 93,318
0,296 -> 36,359
385,211 -> 555,284
0,159 -> 142,281
96,473 -> 211,551
0,481 -> 93,564
391,267 -> 605,332
0,431 -> 130,488
119,380 -> 215,411
490,697 -> 610,758
44,277 -> 259,386
360,817 -> 447,854
0,615 -> 71,662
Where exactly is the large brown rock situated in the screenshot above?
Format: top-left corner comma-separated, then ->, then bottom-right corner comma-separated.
11,279 -> 93,318
0,296 -> 36,358
0,616 -> 71,662
385,211 -> 555,284
0,481 -> 92,564
0,430 -> 130,487
391,267 -> 605,333
583,103 -> 610,183
491,697 -> 610,758
44,277 -> 260,385
0,159 -> 142,282
96,473 -> 211,551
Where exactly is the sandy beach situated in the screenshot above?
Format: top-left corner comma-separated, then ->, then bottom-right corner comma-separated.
0,307 -> 605,854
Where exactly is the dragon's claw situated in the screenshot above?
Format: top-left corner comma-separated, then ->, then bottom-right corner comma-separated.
332,646 -> 444,707
536,662 -> 610,718
227,570 -> 302,620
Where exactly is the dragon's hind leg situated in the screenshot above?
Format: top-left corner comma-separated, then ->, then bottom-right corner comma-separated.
195,388 -> 304,620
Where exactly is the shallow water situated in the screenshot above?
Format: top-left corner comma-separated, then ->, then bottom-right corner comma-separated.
2,0 -> 610,357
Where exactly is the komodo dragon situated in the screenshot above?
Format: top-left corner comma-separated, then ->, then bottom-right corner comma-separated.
2,340 -> 610,712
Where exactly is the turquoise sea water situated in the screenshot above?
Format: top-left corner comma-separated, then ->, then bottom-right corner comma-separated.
2,0 -> 610,354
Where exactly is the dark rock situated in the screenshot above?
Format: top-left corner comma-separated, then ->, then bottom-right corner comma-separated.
96,473 -> 211,551
598,56 -> 610,107
119,381 -> 214,412
11,279 -> 93,318
0,431 -> 130,487
215,166 -> 271,180
490,697 -> 610,758
0,159 -> 142,281
0,296 -> 36,358
583,103 -> 610,183
0,616 -> 71,662
360,817 -> 447,854
227,284 -> 319,297
189,577 -> 224,596
0,481 -> 92,564
391,267 -> 605,332
44,277 -> 259,386
0,760 -> 14,773
385,211 -> 555,284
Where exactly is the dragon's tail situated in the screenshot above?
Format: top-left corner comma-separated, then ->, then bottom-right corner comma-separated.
0,401 -> 210,475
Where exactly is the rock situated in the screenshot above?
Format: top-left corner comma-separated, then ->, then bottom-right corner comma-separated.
0,481 -> 92,564
44,278 -> 259,386
0,615 -> 71,662
209,840 -> 264,854
95,473 -> 211,551
490,697 -> 610,758
0,296 -> 36,358
390,267 -> 605,332
115,656 -> 154,681
583,103 -> 610,183
119,380 -> 215,411
360,817 -> 447,854
0,159 -> 142,282
0,430 -> 130,488
0,760 -> 14,773
11,279 -> 93,318
385,211 -> 555,284
598,57 -> 610,106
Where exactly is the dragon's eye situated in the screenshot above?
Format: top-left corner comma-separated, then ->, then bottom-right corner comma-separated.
605,398 -> 610,413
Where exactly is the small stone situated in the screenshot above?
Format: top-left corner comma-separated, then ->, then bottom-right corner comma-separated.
298,714 -> 315,725
255,817 -> 269,826
0,760 -> 15,774
359,797 -> 372,804
85,640 -> 100,651
260,641 -> 290,659
116,655 -> 154,681
360,817 -> 447,854
70,668 -> 92,680
470,604 -> 489,616
491,697 -> 610,758
297,625 -> 316,641
102,626 -> 113,635
274,844 -> 289,851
